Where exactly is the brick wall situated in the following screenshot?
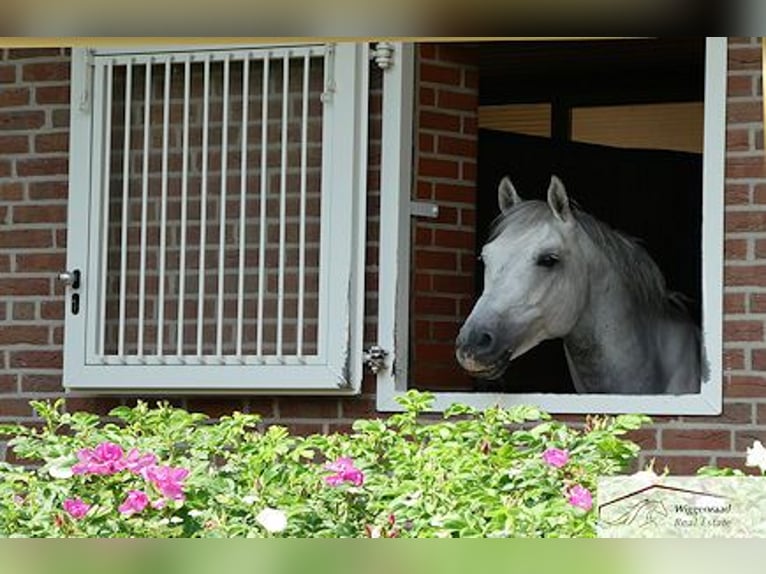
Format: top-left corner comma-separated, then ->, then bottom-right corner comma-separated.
411,43 -> 478,391
2,40 -> 766,475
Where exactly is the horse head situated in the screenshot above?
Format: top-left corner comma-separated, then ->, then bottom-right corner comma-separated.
455,175 -> 589,380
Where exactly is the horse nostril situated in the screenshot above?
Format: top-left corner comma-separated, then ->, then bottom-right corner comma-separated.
477,332 -> 494,351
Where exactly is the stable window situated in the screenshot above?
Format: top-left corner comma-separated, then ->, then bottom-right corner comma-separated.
63,44 -> 369,392
376,38 -> 725,414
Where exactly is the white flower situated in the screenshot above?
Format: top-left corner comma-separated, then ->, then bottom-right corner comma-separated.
746,440 -> 766,473
255,507 -> 287,533
48,459 -> 74,479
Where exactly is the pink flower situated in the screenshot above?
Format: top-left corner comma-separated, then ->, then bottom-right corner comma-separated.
567,485 -> 593,511
118,490 -> 150,516
124,449 -> 158,475
72,441 -> 125,475
63,497 -> 91,519
145,465 -> 190,501
324,456 -> 365,487
542,447 -> 569,469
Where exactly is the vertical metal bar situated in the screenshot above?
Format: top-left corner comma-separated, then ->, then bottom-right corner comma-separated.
196,56 -> 211,357
117,59 -> 133,358
215,55 -> 230,358
256,54 -> 269,358
137,60 -> 152,358
276,53 -> 289,358
297,53 -> 309,359
176,56 -> 191,357
157,58 -> 171,357
98,60 -> 114,358
236,53 -> 250,358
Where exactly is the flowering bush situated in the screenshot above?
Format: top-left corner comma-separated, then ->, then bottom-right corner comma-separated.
0,391 -> 648,537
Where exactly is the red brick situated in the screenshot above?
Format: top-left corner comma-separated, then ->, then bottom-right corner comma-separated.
464,69 -> 478,90
755,239 -> 766,258
726,157 -> 766,179
0,326 -> 49,345
13,302 -> 35,320
340,396 -> 378,419
0,159 -> 10,177
16,158 -> 68,177
185,398 -> 248,419
0,375 -> 17,394
461,161 -> 476,182
726,265 -> 766,286
723,348 -> 745,370
0,64 -> 16,83
420,63 -> 461,85
752,294 -> 766,315
0,134 -> 29,153
437,135 -> 476,157
12,204 -> 67,224
419,157 -> 459,179
278,397 -> 339,419
727,75 -> 753,97
726,128 -> 750,151
8,48 -> 63,59
0,254 -> 9,272
728,46 -> 761,70
433,182 -> 474,203
0,182 -> 24,200
0,278 -> 50,296
52,109 -> 69,128
20,374 -> 62,393
416,343 -> 456,362
625,428 -> 658,450
0,229 -> 52,248
40,301 -> 64,320
14,252 -> 66,273
682,402 -> 752,425
413,295 -> 457,316
34,132 -> 68,153
416,181 -> 433,199
419,132 -> 434,153
728,183 -> 750,204
415,250 -> 457,270
433,229 -> 474,250
727,101 -> 763,123
419,110 -> 461,132
462,116 -> 477,136
64,397 -> 123,416
22,62 -> 70,82
35,85 -> 70,104
651,455 -> 711,475
724,293 -> 746,313
10,350 -> 62,369
28,181 -> 67,200
724,320 -> 763,341
0,88 -> 30,108
437,90 -> 477,112
726,375 -> 766,397
753,349 -> 766,371
0,399 -> 34,418
413,272 -> 431,291
0,111 -> 45,130
419,87 -> 435,106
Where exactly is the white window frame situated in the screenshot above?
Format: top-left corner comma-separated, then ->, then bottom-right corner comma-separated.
376,38 -> 726,415
63,43 -> 369,394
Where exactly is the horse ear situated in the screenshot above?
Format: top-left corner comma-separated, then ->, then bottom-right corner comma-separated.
547,175 -> 571,222
498,176 -> 522,213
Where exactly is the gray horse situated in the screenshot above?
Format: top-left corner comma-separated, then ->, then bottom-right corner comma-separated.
455,175 -> 702,394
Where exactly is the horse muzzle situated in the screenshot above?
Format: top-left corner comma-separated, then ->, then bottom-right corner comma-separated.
455,325 -> 513,380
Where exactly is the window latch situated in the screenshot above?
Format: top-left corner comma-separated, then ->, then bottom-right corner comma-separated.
364,345 -> 388,374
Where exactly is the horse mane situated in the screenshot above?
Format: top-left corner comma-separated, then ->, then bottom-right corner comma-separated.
488,201 -> 687,318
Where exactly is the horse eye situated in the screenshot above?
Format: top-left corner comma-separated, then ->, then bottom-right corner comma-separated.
536,253 -> 560,268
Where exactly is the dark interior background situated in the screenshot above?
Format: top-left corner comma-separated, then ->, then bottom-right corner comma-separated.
471,38 -> 705,393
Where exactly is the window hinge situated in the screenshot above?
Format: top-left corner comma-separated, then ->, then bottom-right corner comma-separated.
320,43 -> 336,103
364,345 -> 388,374
410,201 -> 439,219
371,42 -> 395,70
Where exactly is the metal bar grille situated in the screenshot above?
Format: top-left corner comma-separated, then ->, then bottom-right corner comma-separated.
98,46 -> 325,363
